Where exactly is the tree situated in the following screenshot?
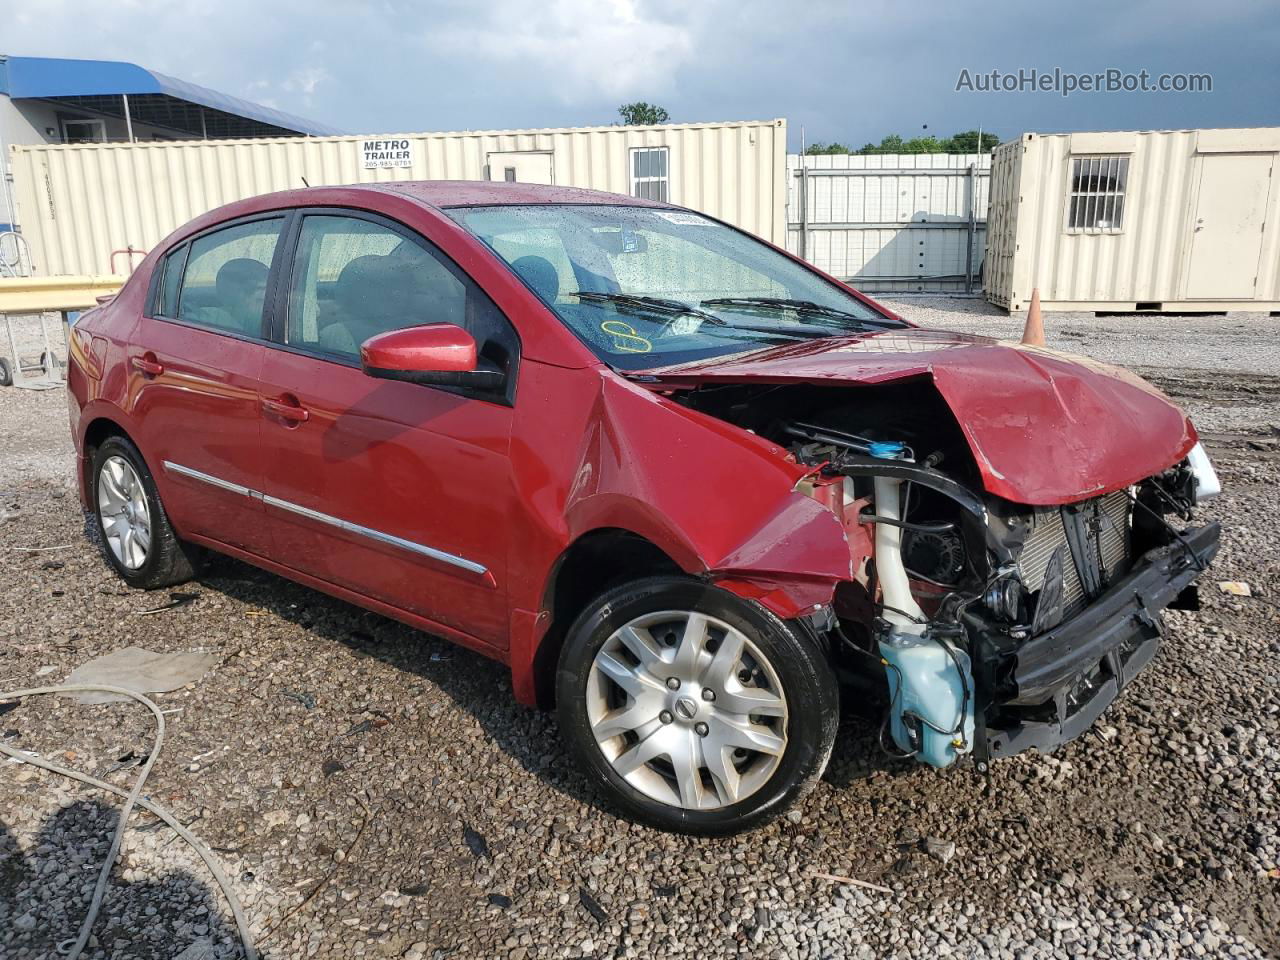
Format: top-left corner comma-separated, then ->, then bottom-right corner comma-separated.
804,141 -> 852,155
901,135 -> 944,154
943,129 -> 1000,154
618,102 -> 670,125
802,131 -> 1003,156
837,131 -> 1000,155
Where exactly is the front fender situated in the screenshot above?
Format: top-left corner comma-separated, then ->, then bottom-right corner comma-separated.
502,361 -> 863,707
554,372 -> 853,616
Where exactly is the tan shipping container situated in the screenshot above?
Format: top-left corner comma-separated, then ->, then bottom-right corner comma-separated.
985,127 -> 1280,313
9,119 -> 787,276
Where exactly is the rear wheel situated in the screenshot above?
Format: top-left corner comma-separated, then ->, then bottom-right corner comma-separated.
556,576 -> 838,834
90,436 -> 201,589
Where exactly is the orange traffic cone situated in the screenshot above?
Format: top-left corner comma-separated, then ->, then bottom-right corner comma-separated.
1021,288 -> 1045,346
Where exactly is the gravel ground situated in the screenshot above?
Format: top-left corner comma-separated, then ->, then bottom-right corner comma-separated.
2,300 -> 1278,959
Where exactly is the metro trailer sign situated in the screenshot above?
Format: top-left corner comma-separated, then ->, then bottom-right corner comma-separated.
361,139 -> 413,169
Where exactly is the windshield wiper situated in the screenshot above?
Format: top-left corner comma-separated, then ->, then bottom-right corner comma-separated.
574,291 -> 727,325
701,297 -> 899,328
571,292 -> 835,342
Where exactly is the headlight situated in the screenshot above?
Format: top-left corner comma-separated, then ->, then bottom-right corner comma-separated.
1186,442 -> 1221,502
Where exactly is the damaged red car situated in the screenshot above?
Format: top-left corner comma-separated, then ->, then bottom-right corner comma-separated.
67,182 -> 1221,834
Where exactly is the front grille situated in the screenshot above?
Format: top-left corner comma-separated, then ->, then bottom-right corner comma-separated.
1018,490 -> 1132,619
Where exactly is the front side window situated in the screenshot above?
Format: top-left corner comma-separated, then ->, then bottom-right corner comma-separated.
1067,155 -> 1129,231
630,147 -> 669,202
285,214 -> 517,372
449,204 -> 899,370
177,219 -> 282,337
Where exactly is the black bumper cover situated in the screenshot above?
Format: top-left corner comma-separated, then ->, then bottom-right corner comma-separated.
976,522 -> 1220,761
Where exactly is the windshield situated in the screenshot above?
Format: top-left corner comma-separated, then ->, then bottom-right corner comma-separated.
446,204 -> 902,370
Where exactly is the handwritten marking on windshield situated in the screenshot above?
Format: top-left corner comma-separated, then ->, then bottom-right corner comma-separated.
600,320 -> 653,353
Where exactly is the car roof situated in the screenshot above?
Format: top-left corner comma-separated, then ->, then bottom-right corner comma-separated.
365,179 -> 674,209
152,180 -> 681,259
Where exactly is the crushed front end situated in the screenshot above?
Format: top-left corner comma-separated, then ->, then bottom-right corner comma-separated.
966,465 -> 1220,764
649,342 -> 1224,772
788,425 -> 1221,769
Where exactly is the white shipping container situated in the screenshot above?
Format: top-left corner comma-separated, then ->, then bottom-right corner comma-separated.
9,119 -> 787,276
985,127 -> 1280,312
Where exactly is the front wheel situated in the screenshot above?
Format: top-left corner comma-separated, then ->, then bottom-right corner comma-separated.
556,576 -> 838,835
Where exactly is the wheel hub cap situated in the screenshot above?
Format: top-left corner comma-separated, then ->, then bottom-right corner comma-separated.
97,455 -> 151,570
585,610 -> 789,811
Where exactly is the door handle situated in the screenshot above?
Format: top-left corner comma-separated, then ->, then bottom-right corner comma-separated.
261,396 -> 310,424
131,354 -> 164,377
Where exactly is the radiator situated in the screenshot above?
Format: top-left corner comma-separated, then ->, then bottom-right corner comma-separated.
1017,491 -> 1133,618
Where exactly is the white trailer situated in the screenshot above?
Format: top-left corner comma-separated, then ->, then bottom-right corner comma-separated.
8,118 -> 787,277
985,127 -> 1280,313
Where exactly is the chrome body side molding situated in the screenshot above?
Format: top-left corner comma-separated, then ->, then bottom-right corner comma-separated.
161,460 -> 488,576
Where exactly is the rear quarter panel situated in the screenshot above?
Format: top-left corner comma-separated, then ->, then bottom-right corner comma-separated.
66,272 -> 151,505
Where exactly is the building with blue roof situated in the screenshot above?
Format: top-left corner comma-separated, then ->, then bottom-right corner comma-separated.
0,54 -> 339,235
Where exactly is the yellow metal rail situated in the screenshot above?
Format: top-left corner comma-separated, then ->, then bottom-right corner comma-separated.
0,275 -> 124,314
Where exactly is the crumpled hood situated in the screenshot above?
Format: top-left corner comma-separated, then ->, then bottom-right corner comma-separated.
631,328 -> 1197,505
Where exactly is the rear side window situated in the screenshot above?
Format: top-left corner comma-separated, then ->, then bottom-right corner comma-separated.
154,245 -> 189,318
177,219 -> 282,337
286,214 -> 517,373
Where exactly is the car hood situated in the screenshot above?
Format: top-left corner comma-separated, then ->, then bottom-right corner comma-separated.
629,328 -> 1197,505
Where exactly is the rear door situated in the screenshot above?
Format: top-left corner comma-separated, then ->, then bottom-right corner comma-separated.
129,215 -> 285,555
256,210 -> 519,646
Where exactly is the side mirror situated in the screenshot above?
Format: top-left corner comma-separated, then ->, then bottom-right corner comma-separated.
360,323 -> 505,390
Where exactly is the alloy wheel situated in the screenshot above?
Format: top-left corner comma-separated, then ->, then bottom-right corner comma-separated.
97,455 -> 152,570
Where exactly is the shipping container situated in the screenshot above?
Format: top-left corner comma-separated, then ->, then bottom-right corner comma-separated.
985,127 -> 1280,312
9,119 -> 786,276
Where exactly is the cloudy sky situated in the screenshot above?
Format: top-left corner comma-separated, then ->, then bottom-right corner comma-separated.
6,0 -> 1277,147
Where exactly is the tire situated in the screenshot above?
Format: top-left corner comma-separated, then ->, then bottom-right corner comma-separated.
90,435 -> 201,589
0,357 -> 11,387
556,575 -> 839,835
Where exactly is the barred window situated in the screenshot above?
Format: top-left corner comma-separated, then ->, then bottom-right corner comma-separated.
630,147 -> 669,202
1067,155 -> 1129,231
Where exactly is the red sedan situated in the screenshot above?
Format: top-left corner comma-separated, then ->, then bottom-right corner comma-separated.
67,182 -> 1220,833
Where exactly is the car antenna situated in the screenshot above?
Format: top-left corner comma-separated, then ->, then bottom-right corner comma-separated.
301,176 -> 311,188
